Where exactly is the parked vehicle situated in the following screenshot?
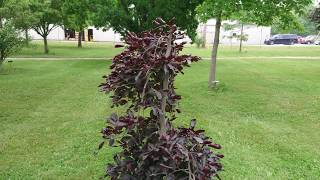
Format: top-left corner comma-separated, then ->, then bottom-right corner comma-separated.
302,35 -> 320,44
264,34 -> 299,45
298,36 -> 305,44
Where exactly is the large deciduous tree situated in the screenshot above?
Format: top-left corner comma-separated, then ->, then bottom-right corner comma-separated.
272,6 -> 318,36
2,0 -> 37,46
91,0 -> 204,41
30,0 -> 63,54
62,0 -> 90,48
311,3 -> 320,32
0,0 -> 6,27
197,0 -> 312,88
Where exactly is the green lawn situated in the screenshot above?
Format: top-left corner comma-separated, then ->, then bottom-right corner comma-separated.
12,40 -> 320,58
1,59 -> 320,179
13,41 -> 123,58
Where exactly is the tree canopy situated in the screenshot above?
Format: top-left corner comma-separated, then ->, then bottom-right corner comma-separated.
311,3 -> 320,31
2,0 -> 37,30
272,14 -> 317,36
0,0 -> 7,26
1,0 -> 38,45
29,0 -> 63,53
0,22 -> 24,65
197,0 -> 313,87
91,0 -> 204,40
271,5 -> 318,36
62,0 -> 91,47
197,0 -> 312,25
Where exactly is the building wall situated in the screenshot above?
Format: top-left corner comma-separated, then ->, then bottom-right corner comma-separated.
29,25 -> 65,40
90,27 -> 122,42
29,26 -> 123,42
198,19 -> 271,45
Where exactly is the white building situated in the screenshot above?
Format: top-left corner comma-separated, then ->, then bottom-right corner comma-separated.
29,26 -> 123,43
198,19 -> 271,45
29,19 -> 271,45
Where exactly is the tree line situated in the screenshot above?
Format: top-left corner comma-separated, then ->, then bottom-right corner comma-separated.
1,0 -> 319,86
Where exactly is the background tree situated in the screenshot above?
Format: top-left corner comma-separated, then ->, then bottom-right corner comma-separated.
91,0 -> 204,41
233,12 -> 257,53
197,0 -> 312,88
0,22 -> 24,66
0,0 -> 5,27
194,36 -> 205,48
223,21 -> 249,52
311,3 -> 320,33
237,24 -> 249,52
29,0 -> 63,54
2,0 -> 37,46
272,8 -> 318,36
62,0 -> 90,48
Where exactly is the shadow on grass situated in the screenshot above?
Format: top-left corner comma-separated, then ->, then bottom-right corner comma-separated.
0,62 -> 29,76
209,82 -> 229,93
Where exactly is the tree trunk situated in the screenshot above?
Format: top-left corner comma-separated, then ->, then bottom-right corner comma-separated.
201,23 -> 207,48
159,34 -> 172,136
0,52 -> 5,67
239,23 -> 244,52
78,31 -> 82,48
25,29 -> 29,47
208,15 -> 222,88
0,59 -> 4,68
43,36 -> 49,54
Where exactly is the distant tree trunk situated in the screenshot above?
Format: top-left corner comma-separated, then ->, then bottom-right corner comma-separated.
24,29 -> 29,47
43,36 -> 49,54
0,59 -> 4,67
208,14 -> 222,88
0,51 -> 5,67
201,23 -> 207,48
78,31 -> 82,48
239,23 -> 244,52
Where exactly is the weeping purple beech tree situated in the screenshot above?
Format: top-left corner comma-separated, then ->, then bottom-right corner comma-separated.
99,18 -> 223,180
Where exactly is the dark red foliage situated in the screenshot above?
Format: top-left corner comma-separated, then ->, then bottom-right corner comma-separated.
99,18 -> 223,179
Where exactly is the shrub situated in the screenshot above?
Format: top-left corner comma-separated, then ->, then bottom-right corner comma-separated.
0,22 -> 24,66
99,18 -> 223,180
194,36 -> 205,48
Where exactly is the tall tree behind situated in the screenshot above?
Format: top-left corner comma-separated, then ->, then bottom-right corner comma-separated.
197,0 -> 312,88
272,7 -> 317,36
2,0 -> 37,46
234,12 -> 258,53
62,0 -> 90,48
310,3 -> 320,33
0,0 -> 6,27
91,0 -> 204,41
30,0 -> 63,54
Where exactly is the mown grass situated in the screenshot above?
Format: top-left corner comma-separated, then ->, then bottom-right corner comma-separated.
12,40 -> 320,58
1,59 -> 320,179
13,41 -> 123,58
